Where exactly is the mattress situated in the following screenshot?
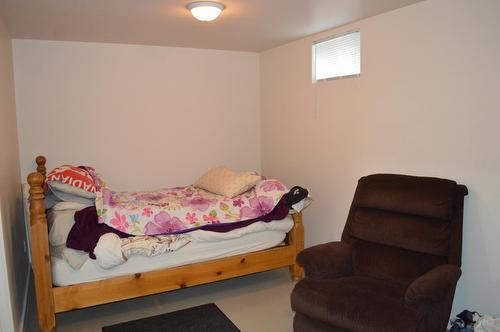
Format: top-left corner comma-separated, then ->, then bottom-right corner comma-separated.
52,225 -> 290,286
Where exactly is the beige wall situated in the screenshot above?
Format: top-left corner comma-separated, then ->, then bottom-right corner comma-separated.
261,0 -> 500,316
13,40 -> 260,191
0,15 -> 29,332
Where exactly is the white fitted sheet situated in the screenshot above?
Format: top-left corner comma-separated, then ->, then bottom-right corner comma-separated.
52,228 -> 289,286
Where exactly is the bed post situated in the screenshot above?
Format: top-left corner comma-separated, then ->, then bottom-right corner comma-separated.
28,156 -> 56,332
36,155 -> 47,177
289,212 -> 304,281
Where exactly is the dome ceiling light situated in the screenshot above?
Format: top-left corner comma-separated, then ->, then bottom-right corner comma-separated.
187,1 -> 225,22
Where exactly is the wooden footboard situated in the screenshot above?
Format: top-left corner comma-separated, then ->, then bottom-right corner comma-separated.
28,156 -> 304,332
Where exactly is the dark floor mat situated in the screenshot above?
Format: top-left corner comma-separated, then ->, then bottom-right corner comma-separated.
102,303 -> 240,332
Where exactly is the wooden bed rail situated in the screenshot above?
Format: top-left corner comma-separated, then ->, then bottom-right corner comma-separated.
28,156 -> 56,332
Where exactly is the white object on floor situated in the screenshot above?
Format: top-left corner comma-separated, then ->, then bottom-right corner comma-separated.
51,228 -> 288,286
476,314 -> 500,332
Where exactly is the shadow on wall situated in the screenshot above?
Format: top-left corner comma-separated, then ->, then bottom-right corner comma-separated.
454,191 -> 500,317
0,189 -> 30,332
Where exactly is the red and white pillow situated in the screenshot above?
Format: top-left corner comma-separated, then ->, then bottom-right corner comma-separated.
46,165 -> 97,193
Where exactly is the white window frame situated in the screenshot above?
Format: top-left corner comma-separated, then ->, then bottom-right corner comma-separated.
312,29 -> 361,83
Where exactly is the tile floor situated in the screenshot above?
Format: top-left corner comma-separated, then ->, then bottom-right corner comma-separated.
24,268 -> 296,332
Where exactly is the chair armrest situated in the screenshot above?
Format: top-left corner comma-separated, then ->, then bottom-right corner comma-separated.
405,264 -> 461,306
296,241 -> 352,279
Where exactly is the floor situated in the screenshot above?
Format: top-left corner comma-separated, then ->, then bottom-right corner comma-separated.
24,268 -> 296,332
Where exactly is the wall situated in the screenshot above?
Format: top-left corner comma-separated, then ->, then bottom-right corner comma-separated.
13,40 -> 260,191
0,14 -> 29,332
261,0 -> 500,316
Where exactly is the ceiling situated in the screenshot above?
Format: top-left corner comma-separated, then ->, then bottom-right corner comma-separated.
0,0 -> 423,52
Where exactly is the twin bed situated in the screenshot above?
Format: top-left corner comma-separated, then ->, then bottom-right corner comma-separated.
27,156 -> 305,332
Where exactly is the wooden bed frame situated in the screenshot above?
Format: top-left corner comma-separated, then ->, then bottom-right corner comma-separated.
27,156 -> 304,332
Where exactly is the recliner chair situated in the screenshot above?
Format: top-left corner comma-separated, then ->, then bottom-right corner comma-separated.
291,174 -> 468,332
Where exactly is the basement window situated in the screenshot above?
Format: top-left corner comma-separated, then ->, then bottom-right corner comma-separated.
312,30 -> 360,82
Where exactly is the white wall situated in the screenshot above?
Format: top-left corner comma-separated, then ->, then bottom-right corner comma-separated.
13,40 -> 260,191
0,15 -> 30,332
261,0 -> 500,317
9,0 -> 500,321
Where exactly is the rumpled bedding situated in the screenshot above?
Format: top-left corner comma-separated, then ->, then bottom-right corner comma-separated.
64,180 -> 293,270
64,206 -> 191,269
87,167 -> 289,236
94,233 -> 190,269
45,167 -> 309,271
92,216 -> 294,269
66,206 -> 130,258
67,196 -> 290,259
50,244 -> 89,270
187,218 -> 294,242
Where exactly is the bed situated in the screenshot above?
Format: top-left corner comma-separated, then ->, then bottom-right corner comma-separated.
27,156 -> 304,332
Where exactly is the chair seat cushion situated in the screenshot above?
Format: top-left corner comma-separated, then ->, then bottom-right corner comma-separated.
291,276 -> 423,332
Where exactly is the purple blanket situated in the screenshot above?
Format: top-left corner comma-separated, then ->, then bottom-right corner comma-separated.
66,207 -> 129,259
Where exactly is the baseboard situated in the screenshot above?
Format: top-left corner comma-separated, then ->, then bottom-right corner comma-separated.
19,267 -> 31,332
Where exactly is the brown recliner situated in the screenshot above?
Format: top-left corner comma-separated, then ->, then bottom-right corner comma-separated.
291,174 -> 468,332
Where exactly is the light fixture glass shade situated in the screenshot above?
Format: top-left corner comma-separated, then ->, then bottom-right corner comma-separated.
187,1 -> 225,22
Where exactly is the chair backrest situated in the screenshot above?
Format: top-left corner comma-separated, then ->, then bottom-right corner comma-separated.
341,174 -> 467,286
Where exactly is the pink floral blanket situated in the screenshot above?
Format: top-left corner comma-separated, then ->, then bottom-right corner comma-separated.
89,170 -> 288,236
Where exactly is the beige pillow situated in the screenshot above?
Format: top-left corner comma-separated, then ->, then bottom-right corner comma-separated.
195,166 -> 261,198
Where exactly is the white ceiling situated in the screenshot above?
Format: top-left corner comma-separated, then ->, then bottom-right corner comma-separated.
0,0 -> 423,52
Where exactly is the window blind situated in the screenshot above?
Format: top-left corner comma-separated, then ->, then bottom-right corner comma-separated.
313,31 -> 360,81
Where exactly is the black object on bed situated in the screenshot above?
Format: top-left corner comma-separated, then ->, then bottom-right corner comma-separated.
102,303 -> 240,332
284,186 -> 309,205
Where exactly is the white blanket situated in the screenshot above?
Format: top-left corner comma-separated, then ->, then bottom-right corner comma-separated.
187,218 -> 294,242
93,217 -> 294,269
95,234 -> 190,269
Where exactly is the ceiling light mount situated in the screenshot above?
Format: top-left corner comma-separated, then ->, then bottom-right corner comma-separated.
187,1 -> 225,22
